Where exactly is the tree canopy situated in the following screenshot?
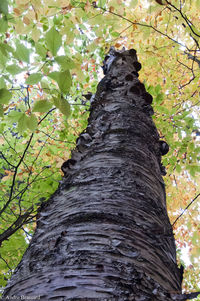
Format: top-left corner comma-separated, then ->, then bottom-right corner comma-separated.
0,0 -> 199,296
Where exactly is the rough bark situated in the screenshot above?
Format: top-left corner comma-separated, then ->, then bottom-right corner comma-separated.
3,48 -> 183,300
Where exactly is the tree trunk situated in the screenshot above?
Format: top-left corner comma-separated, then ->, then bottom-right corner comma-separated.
3,48 -> 182,300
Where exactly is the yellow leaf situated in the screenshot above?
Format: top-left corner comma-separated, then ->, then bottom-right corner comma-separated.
56,0 -> 70,7
129,0 -> 138,8
31,0 -> 41,9
32,27 -> 40,42
16,0 -> 30,5
71,64 -> 85,81
15,20 -> 30,34
1,176 -> 11,182
87,42 -> 97,52
67,30 -> 76,44
26,10 -> 36,20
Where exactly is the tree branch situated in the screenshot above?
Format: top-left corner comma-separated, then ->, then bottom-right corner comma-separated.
172,193 -> 200,227
91,2 -> 188,49
0,108 -> 56,217
0,151 -> 16,168
0,207 -> 35,245
166,0 -> 200,49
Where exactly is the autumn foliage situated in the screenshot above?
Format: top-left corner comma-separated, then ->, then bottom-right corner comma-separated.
0,0 -> 199,296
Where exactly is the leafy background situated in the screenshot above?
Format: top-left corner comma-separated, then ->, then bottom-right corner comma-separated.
0,0 -> 199,296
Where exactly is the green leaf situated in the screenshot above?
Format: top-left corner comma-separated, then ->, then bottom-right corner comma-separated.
6,64 -> 23,75
111,31 -> 120,38
169,156 -> 177,165
0,53 -> 7,70
0,43 -> 13,57
26,114 -> 38,131
0,43 -> 9,57
0,17 -> 8,33
52,96 -> 60,108
59,97 -> 71,117
0,273 -> 7,287
188,142 -> 195,151
155,93 -> 164,104
26,73 -> 42,85
15,41 -> 30,63
53,15 -> 63,26
0,77 -> 6,89
35,43 -> 46,59
0,0 -> 8,14
0,104 -> 4,117
32,100 -> 53,113
8,110 -> 23,122
176,164 -> 181,173
18,113 -> 28,133
45,27 -> 62,56
55,55 -> 75,70
52,95 -> 70,117
99,0 -> 106,7
48,70 -> 72,93
155,84 -> 161,94
41,80 -> 49,90
0,88 -> 12,104
48,71 -> 60,82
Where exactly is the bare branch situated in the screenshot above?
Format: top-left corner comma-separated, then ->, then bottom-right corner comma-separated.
172,193 -> 200,227
166,0 -> 200,49
0,255 -> 12,271
38,129 -> 76,144
0,151 -> 16,168
0,207 -> 35,245
0,108 -> 56,217
92,3 -> 188,49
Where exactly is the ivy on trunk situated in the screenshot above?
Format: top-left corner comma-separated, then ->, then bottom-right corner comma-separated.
3,48 -> 185,300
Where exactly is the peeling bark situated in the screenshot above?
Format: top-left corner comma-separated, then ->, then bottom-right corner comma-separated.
3,48 -> 183,300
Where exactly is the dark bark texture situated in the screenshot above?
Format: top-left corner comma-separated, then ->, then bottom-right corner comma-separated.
3,48 -> 183,300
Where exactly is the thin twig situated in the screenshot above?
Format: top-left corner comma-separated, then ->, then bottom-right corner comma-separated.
38,107 -> 56,125
0,207 -> 35,244
179,75 -> 195,89
0,151 -> 16,168
0,255 -> 12,271
166,0 -> 200,49
0,133 -> 34,217
92,3 -> 187,49
176,99 -> 200,115
177,58 -> 192,71
26,86 -> 31,110
0,108 -> 56,217
38,129 -> 76,144
172,193 -> 200,227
